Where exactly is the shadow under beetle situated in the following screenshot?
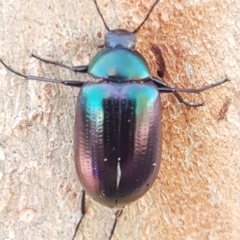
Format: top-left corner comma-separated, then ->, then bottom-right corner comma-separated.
0,0 -> 228,239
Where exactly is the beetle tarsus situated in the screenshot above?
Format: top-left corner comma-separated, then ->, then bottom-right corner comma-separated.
0,59 -> 86,87
109,209 -> 123,240
72,190 -> 86,240
175,77 -> 229,93
173,91 -> 205,107
0,58 -> 26,78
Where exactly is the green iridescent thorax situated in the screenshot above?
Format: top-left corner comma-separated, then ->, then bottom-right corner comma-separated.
88,48 -> 150,81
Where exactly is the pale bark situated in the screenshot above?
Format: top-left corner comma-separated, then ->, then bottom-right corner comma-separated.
0,0 -> 239,240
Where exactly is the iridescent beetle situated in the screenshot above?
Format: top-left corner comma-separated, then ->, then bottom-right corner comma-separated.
0,0 -> 228,239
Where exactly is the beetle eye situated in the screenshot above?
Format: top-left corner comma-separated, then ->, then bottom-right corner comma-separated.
105,29 -> 136,49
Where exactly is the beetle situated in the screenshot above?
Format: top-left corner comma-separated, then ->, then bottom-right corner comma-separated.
0,0 -> 228,239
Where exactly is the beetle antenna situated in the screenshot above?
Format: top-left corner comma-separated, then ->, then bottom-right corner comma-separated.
94,0 -> 110,31
133,0 -> 160,34
94,0 -> 160,33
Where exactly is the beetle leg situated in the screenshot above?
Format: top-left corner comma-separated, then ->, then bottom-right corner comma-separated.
170,91 -> 204,107
150,76 -> 204,106
109,209 -> 123,240
150,76 -> 228,93
150,76 -> 228,107
0,59 -> 86,87
72,190 -> 86,240
31,53 -> 88,73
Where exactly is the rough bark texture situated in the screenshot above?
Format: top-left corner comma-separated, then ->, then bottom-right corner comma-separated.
0,0 -> 239,240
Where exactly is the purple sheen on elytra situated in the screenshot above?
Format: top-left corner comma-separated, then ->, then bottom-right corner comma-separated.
74,81 -> 161,208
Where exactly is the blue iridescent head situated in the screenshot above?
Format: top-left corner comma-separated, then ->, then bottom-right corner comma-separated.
104,29 -> 136,49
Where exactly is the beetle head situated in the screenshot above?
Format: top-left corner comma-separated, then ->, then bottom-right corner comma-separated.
104,29 -> 136,49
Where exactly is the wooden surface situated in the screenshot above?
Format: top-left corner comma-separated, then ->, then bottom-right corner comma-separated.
0,0 -> 239,240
